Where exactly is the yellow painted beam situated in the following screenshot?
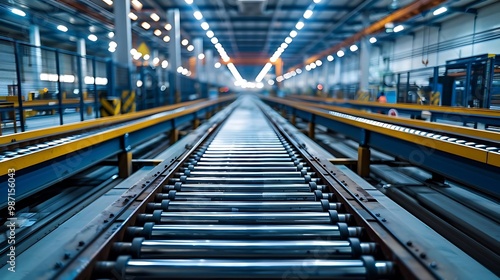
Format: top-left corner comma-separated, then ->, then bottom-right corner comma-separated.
0,96 -> 236,176
487,152 -> 500,167
0,96 -> 235,146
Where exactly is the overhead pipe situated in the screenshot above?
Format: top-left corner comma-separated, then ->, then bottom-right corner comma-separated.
290,0 -> 449,71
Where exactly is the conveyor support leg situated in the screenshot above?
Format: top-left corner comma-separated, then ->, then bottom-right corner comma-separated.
357,145 -> 370,177
118,152 -> 133,178
170,129 -> 179,143
308,122 -> 315,139
193,118 -> 200,129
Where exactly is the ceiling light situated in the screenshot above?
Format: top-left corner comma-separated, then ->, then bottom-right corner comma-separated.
163,35 -> 170,42
141,22 -> 150,30
108,32 -> 114,38
350,44 -> 358,52
185,0 -> 193,4
255,62 -> 273,83
153,57 -> 160,65
314,0 -> 321,3
394,25 -> 404,32
211,37 -> 218,44
337,50 -> 345,57
296,68 -> 302,74
164,23 -> 172,30
88,34 -> 98,41
327,55 -> 334,61
206,30 -> 214,38
109,41 -> 117,48
143,54 -> 150,60
285,37 -> 292,44
303,10 -> 313,19
198,53 -> 205,60
128,12 -> 138,21
161,60 -> 168,68
103,0 -> 113,6
150,13 -> 160,22
222,56 -> 230,62
214,62 -> 221,68
268,80 -> 275,85
154,29 -> 162,36
133,52 -> 142,60
201,22 -> 209,30
193,11 -> 203,20
177,66 -> 183,73
281,43 -> 288,49
215,43 -> 222,49
57,25 -> 68,32
270,57 -> 277,63
433,7 -> 448,16
182,68 -> 188,75
310,63 -> 316,69
276,47 -> 284,53
130,48 -> 137,55
131,0 -> 143,10
108,47 -> 116,52
182,39 -> 189,46
369,37 -> 377,44
227,63 -> 243,81
305,65 -> 311,71
187,45 -> 194,51
295,22 -> 304,30
289,30 -> 297,38
315,60 -> 322,66
11,8 -> 26,17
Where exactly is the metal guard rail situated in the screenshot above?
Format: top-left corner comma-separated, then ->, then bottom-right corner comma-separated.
261,95 -> 500,199
0,95 -> 236,207
289,95 -> 500,127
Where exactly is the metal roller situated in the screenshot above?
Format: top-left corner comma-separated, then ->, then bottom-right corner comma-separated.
137,209 -> 351,224
163,183 -> 325,192
146,199 -> 341,212
184,166 -> 310,172
95,256 -> 394,279
156,190 -> 332,201
113,237 -> 376,259
178,171 -> 312,177
126,223 -> 363,240
171,176 -> 318,184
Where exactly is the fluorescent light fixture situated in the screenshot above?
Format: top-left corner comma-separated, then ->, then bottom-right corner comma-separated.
211,37 -> 218,44
222,56 -> 230,63
187,45 -> 194,51
255,62 -> 273,82
276,76 -> 284,82
133,52 -> 142,60
433,7 -> 448,16
281,43 -> 288,49
206,30 -> 214,38
314,0 -> 321,3
215,43 -> 222,50
193,11 -> 203,20
327,55 -> 334,61
285,37 -> 292,44
109,41 -> 117,48
141,22 -> 150,30
154,29 -> 162,36
103,0 -> 113,6
227,62 -> 243,81
182,68 -> 188,75
270,57 -> 278,63
153,57 -> 160,65
181,39 -> 189,46
394,25 -> 404,32
143,54 -> 150,60
296,68 -> 302,74
131,0 -> 143,10
303,10 -> 313,19
130,48 -> 137,55
164,23 -> 172,30
185,0 -> 193,4
214,62 -> 221,68
129,12 -> 138,20
57,25 -> 68,32
256,82 -> 264,89
150,13 -> 160,22
295,21 -> 304,30
290,30 -> 298,38
177,66 -> 183,73
310,63 -> 316,69
163,35 -> 170,42
369,37 -> 377,43
11,8 -> 26,17
201,22 -> 209,30
350,44 -> 358,52
315,60 -> 322,66
108,32 -> 114,38
88,34 -> 98,41
337,50 -> 345,57
268,80 -> 275,85
161,60 -> 168,68
108,47 -> 116,53
198,53 -> 205,60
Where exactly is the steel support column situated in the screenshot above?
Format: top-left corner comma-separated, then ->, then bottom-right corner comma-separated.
114,0 -> 132,90
168,9 -> 181,103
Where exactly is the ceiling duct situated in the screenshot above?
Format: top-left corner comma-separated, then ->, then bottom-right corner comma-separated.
237,0 -> 267,16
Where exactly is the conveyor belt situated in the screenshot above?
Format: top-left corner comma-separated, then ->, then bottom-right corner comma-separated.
94,100 -> 395,279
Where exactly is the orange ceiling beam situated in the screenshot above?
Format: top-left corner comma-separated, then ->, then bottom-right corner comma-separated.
291,0 -> 448,71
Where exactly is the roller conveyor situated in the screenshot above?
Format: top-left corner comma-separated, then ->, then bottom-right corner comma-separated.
94,99 -> 394,279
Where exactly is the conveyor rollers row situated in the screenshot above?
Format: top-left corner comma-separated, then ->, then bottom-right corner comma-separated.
95,102 -> 394,279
